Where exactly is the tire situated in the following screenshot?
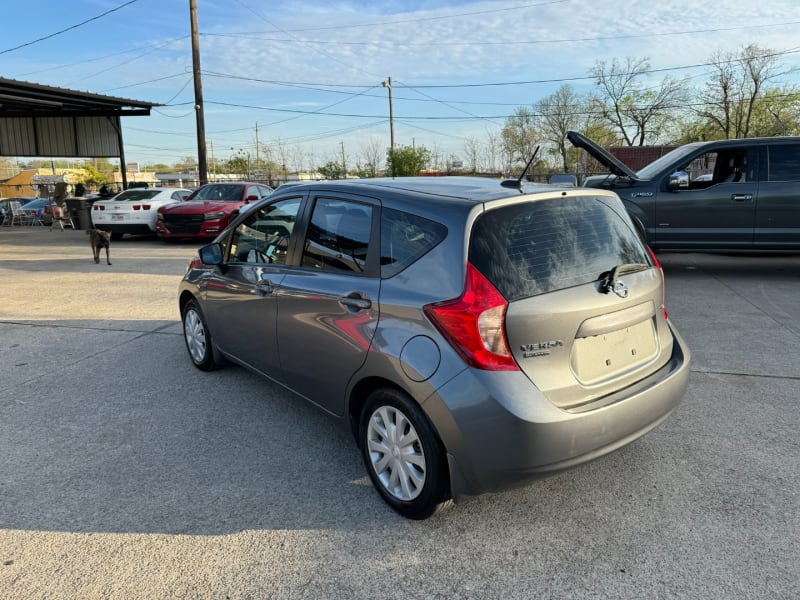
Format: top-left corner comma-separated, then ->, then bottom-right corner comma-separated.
111,231 -> 123,241
359,388 -> 450,519
182,299 -> 219,371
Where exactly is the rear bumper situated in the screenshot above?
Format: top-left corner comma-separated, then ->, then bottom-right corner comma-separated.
91,221 -> 155,235
427,322 -> 691,498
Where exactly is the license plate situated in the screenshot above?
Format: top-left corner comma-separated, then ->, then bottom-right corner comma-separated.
571,319 -> 658,384
111,214 -> 124,221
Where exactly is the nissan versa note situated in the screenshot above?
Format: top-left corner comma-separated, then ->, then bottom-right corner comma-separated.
178,177 -> 691,519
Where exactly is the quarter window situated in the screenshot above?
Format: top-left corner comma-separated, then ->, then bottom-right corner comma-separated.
227,198 -> 301,264
302,198 -> 373,273
380,208 -> 447,278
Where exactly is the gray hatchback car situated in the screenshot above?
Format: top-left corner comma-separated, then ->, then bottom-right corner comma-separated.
178,177 -> 691,519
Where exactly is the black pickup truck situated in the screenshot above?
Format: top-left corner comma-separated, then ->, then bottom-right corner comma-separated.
568,131 -> 800,251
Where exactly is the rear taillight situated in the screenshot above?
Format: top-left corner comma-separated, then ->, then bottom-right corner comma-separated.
424,262 -> 518,371
647,246 -> 668,320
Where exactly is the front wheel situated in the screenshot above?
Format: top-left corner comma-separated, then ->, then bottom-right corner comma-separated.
182,299 -> 220,371
359,388 -> 450,519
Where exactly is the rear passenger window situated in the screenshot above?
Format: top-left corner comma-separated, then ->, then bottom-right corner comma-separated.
469,197 -> 649,301
767,145 -> 800,181
380,209 -> 447,278
302,198 -> 373,273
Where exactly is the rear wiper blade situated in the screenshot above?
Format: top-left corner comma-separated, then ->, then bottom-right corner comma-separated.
599,263 -> 649,296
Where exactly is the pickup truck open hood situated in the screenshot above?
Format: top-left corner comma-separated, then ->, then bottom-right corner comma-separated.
567,131 -> 639,181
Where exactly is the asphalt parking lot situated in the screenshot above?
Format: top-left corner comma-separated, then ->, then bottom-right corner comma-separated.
1,226 -> 798,599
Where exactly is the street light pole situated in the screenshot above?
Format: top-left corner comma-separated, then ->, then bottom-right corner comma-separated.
382,77 -> 395,178
190,0 -> 208,186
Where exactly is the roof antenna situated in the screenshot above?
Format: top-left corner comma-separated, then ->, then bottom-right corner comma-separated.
501,145 -> 540,192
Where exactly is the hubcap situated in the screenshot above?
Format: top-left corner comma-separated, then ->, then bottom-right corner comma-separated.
366,405 -> 426,501
184,309 -> 207,363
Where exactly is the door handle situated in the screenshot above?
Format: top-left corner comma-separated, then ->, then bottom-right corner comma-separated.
731,194 -> 753,202
339,293 -> 372,310
254,280 -> 274,296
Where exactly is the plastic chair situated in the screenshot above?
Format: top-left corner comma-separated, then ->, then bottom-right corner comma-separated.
29,208 -> 45,226
50,204 -> 75,231
9,201 -> 28,226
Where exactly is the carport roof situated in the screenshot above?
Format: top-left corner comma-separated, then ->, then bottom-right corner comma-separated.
0,77 -> 156,118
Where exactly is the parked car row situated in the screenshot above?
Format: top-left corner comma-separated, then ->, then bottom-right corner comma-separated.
85,182 -> 274,240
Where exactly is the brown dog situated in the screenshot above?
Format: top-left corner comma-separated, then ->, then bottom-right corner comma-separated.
87,228 -> 112,265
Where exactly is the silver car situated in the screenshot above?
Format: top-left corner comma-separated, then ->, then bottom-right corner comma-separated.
178,177 -> 691,519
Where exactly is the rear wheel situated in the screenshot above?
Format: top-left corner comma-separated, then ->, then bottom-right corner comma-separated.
182,299 -> 219,371
359,388 -> 450,519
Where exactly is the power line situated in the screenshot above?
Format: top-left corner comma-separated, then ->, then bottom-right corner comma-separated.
0,0 -> 141,56
237,0 -> 566,34
203,19 -> 800,48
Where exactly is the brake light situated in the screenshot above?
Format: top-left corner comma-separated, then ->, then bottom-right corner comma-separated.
142,204 -> 151,210
647,246 -> 668,320
424,262 -> 518,371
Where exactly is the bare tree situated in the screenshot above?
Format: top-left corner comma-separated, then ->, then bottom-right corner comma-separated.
536,84 -> 585,171
592,57 -> 688,146
360,137 -> 384,177
483,129 -> 501,174
500,106 -> 539,171
698,43 -> 781,138
462,137 -> 480,174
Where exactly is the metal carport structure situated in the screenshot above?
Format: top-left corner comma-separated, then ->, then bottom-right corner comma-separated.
0,77 -> 156,189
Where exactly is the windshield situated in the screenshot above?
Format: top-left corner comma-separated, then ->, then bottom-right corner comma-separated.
636,142 -> 706,180
190,184 -> 244,202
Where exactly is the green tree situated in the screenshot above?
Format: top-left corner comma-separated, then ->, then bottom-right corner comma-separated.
317,161 -> 346,180
80,163 -> 108,186
385,145 -> 431,177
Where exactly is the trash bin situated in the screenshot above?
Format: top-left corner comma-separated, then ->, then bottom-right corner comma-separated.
65,198 -> 96,230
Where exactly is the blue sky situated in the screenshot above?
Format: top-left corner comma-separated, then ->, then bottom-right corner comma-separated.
3,0 -> 800,169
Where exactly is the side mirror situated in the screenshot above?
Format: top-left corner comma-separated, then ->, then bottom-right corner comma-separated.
246,194 -> 259,201
199,243 -> 224,265
667,171 -> 690,191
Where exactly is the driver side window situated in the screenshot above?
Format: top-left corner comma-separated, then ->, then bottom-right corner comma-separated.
227,198 -> 301,265
683,149 -> 749,189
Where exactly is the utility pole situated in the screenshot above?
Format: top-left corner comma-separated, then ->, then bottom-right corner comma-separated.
210,139 -> 216,179
190,0 -> 208,186
255,122 -> 260,175
340,140 -> 346,177
382,76 -> 395,178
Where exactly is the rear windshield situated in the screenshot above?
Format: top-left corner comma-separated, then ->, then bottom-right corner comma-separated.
113,190 -> 161,201
469,196 -> 649,301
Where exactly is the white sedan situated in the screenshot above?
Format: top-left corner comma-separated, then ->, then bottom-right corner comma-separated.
91,187 -> 192,239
